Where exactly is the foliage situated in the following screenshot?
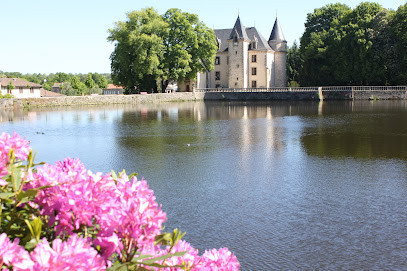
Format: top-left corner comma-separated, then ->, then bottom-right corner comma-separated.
286,41 -> 301,86
6,82 -> 15,92
299,2 -> 407,86
0,94 -> 13,99
60,82 -> 76,96
0,132 -> 240,270
389,4 -> 407,84
108,7 -> 217,93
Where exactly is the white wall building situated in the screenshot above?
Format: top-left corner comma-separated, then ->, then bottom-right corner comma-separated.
0,78 -> 42,98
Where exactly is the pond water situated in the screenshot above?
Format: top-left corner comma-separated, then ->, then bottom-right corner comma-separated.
1,100 -> 407,270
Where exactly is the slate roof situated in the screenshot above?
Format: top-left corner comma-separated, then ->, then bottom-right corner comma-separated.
269,18 -> 286,42
214,27 -> 272,52
0,78 -> 42,88
228,16 -> 249,40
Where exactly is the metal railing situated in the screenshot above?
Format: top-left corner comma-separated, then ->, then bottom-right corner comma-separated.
195,86 -> 407,93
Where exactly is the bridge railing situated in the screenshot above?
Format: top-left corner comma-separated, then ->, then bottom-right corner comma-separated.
195,86 -> 407,93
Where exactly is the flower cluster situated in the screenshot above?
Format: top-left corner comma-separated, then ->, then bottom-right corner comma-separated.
159,240 -> 240,270
0,131 -> 30,180
0,132 -> 240,270
0,233 -> 105,270
26,158 -> 167,261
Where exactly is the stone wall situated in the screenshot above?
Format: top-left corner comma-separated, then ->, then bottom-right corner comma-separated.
0,93 -> 205,109
203,91 -> 319,100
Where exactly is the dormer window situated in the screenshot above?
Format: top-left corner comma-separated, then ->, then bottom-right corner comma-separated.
251,36 -> 258,50
234,36 -> 238,46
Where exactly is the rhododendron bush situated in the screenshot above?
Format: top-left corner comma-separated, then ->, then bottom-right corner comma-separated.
0,132 -> 240,270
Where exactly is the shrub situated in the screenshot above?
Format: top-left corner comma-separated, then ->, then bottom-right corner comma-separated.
0,132 -> 240,270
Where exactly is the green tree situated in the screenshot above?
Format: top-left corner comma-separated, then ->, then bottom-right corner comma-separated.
6,81 -> 15,94
389,4 -> 407,84
109,8 -> 167,93
286,41 -> 302,86
299,3 -> 351,86
108,7 -> 217,93
91,73 -> 108,89
161,8 -> 217,90
84,73 -> 96,89
70,76 -> 86,95
60,82 -> 76,96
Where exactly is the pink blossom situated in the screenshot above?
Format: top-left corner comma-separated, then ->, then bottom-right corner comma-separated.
0,132 -> 30,178
197,248 -> 240,270
0,233 -> 34,271
159,240 -> 200,271
31,235 -> 106,270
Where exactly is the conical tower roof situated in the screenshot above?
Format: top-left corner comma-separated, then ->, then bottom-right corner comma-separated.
229,16 -> 249,40
269,17 -> 286,42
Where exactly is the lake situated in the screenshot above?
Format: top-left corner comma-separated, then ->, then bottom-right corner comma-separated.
1,100 -> 407,270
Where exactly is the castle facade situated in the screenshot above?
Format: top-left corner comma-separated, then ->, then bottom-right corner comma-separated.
179,16 -> 287,91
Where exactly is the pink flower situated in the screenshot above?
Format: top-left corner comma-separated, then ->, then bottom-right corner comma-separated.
31,235 -> 106,270
159,240 -> 200,271
0,132 -> 30,178
0,233 -> 34,271
196,248 -> 240,270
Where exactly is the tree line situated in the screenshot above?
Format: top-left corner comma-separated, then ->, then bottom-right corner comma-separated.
287,2 -> 407,87
0,71 -> 112,96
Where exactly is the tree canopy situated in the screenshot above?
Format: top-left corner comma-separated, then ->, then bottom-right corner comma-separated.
298,2 -> 407,86
108,7 -> 217,93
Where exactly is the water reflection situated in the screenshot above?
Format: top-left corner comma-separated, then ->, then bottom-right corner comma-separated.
301,100 -> 407,159
1,101 -> 407,269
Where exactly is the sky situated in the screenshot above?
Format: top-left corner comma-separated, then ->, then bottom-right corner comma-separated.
0,0 -> 405,75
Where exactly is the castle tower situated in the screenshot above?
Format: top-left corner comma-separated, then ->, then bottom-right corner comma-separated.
228,16 -> 250,88
268,18 -> 287,87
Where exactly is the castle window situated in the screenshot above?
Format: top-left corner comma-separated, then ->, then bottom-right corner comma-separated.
235,82 -> 238,86
252,55 -> 257,63
215,71 -> 220,81
252,80 -> 257,88
215,57 -> 220,65
237,64 -> 239,68
252,67 -> 257,75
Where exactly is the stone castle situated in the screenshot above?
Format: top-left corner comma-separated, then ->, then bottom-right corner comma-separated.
179,16 -> 287,91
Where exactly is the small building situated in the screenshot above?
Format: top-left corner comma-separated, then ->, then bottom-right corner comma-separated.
51,83 -> 64,93
102,84 -> 124,95
0,78 -> 42,98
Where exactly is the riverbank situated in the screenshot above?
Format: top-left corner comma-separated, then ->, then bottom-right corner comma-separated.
0,86 -> 406,109
0,92 -> 205,109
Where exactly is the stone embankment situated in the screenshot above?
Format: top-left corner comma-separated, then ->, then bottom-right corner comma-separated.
0,93 -> 205,109
1,86 -> 406,109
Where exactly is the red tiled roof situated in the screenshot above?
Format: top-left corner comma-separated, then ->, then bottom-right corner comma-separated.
40,89 -> 65,97
0,78 -> 42,88
105,84 -> 123,90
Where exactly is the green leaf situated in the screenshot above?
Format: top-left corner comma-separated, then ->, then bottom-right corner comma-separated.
111,170 -> 118,180
0,192 -> 15,200
17,189 -> 39,202
154,232 -> 172,246
138,251 -> 187,265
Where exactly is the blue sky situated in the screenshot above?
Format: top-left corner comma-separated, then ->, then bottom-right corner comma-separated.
0,0 -> 404,74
